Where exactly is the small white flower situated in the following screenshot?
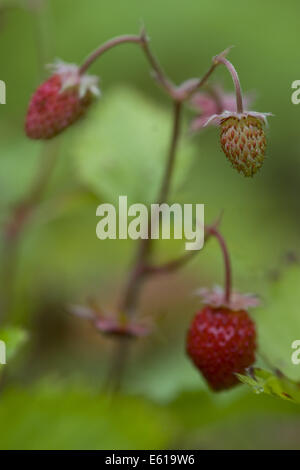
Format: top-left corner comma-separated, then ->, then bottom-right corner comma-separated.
47,59 -> 100,98
204,110 -> 273,127
195,285 -> 260,311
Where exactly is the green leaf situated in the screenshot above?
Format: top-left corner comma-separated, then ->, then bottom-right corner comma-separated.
0,383 -> 174,450
168,386 -> 300,449
72,87 -> 194,205
237,368 -> 300,403
256,265 -> 300,380
169,384 -> 300,432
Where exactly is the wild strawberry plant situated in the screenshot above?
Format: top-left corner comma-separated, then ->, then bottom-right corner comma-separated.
4,26 -> 300,405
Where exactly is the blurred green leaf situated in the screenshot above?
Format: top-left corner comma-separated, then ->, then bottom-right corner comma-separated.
168,387 -> 300,449
0,383 -> 174,450
129,345 -> 207,402
169,385 -> 300,432
73,87 -> 194,205
237,368 -> 300,404
256,265 -> 300,380
0,326 -> 27,362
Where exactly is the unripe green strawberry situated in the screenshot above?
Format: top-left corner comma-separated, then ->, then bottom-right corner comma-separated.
220,115 -> 266,177
205,111 -> 272,177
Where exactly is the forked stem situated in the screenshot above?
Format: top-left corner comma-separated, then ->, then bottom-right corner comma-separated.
107,100 -> 183,391
79,32 -> 176,98
117,100 -> 183,316
76,31 -> 239,390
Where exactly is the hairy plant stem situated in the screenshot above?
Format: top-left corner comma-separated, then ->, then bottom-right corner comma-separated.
88,33 -> 230,391
139,29 -> 177,98
80,32 -> 180,101
79,35 -> 142,75
11,30 -> 231,389
215,56 -> 243,113
145,221 -> 221,276
208,227 -> 232,304
81,31 -> 173,94
107,101 -> 183,392
79,31 -> 225,101
119,101 -> 183,315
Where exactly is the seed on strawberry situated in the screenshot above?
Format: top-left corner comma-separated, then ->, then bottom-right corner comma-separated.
186,304 -> 257,391
25,60 -> 100,139
205,111 -> 272,177
220,114 -> 266,177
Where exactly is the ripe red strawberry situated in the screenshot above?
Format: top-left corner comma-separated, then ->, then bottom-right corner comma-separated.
25,61 -> 99,139
186,305 -> 256,391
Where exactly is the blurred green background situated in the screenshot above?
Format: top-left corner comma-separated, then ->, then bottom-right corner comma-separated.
0,0 -> 300,450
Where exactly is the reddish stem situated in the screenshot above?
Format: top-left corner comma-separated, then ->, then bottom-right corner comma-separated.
157,101 -> 182,203
79,32 -> 179,100
209,228 -> 232,304
79,32 -> 226,102
79,35 -> 141,74
78,32 -> 231,389
118,100 -> 183,315
139,29 -> 176,98
146,219 -> 221,275
215,56 -> 243,113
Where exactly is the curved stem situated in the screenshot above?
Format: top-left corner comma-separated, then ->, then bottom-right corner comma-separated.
79,35 -> 142,75
118,100 -> 183,316
196,63 -> 219,91
209,228 -> 232,304
147,250 -> 197,275
108,100 -> 183,391
79,32 -> 232,103
139,30 -> 176,98
157,101 -> 182,203
146,219 -> 221,275
77,32 -> 228,390
79,31 -> 177,99
215,57 -> 243,113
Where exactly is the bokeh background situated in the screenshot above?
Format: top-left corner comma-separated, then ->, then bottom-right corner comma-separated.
0,0 -> 300,450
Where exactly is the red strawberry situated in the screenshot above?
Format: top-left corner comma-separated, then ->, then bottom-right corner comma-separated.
186,305 -> 256,391
25,61 -> 99,139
